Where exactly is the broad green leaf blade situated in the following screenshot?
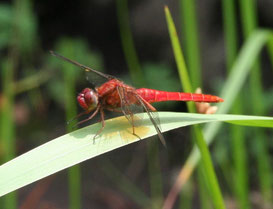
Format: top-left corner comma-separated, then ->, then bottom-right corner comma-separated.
0,112 -> 272,197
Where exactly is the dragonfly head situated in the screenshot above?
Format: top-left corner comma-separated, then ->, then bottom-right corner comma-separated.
77,88 -> 98,112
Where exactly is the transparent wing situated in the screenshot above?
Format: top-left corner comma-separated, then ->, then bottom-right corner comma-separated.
116,86 -> 143,127
133,93 -> 166,147
50,51 -> 116,83
50,50 -> 120,89
116,86 -> 166,146
84,70 -> 109,88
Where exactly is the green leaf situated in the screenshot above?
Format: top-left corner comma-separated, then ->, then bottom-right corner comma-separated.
217,30 -> 272,115
164,6 -> 192,94
0,112 -> 272,197
165,6 -> 225,209
0,4 -> 12,49
168,29 -> 273,207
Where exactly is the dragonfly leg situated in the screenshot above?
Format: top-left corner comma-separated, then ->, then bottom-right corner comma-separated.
76,105 -> 100,126
93,108 -> 105,143
68,110 -> 91,125
116,86 -> 132,124
130,112 -> 141,141
116,87 -> 141,140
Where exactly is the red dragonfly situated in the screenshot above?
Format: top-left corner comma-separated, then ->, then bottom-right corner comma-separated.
51,51 -> 223,146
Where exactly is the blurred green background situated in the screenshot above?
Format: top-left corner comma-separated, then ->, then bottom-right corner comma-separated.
0,0 -> 272,209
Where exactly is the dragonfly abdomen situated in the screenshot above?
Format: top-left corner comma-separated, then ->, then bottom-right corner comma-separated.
136,88 -> 223,103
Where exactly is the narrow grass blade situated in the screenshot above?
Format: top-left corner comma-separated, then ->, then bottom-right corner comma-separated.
196,30 -> 272,162
267,35 -> 273,67
179,1 -> 207,207
116,0 -> 144,87
179,0 -> 202,88
165,6 -> 225,209
239,0 -> 272,203
197,165 -> 211,209
223,0 -> 249,207
217,30 -> 272,115
222,0 -> 238,70
0,57 -> 16,209
164,6 -> 193,98
163,29 -> 272,209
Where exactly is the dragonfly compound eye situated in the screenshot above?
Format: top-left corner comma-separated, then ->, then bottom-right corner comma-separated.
77,88 -> 98,111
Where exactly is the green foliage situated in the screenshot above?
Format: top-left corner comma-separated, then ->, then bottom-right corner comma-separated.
165,6 -> 226,209
47,38 -> 104,106
0,0 -> 272,208
142,63 -> 180,92
0,112 -> 272,197
12,0 -> 38,55
0,4 -> 12,48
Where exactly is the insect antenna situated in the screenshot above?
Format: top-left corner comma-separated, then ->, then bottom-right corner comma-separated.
50,51 -> 114,80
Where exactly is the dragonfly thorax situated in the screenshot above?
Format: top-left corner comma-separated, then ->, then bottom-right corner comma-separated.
77,88 -> 98,112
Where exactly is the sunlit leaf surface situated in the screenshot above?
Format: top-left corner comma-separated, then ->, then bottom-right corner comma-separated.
0,112 -> 272,197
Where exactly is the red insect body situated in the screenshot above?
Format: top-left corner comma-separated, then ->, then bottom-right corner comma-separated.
96,79 -> 120,97
96,79 -> 137,108
77,79 -> 224,116
136,88 -> 224,103
51,51 -> 224,146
